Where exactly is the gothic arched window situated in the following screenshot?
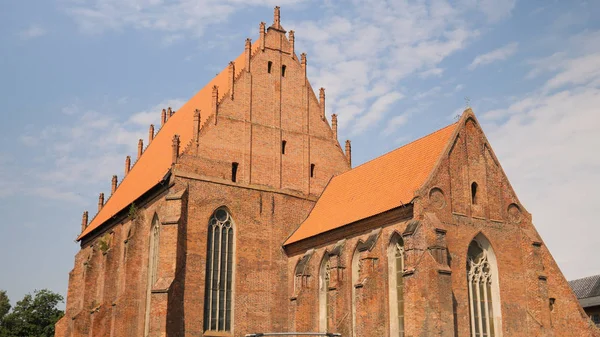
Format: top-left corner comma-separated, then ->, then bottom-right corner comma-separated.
144,215 -> 160,336
388,234 -> 405,337
319,254 -> 330,332
351,248 -> 360,337
467,234 -> 502,337
204,208 -> 234,333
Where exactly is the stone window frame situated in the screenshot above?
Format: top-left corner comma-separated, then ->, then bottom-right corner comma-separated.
203,207 -> 235,334
467,233 -> 503,337
144,214 -> 160,337
387,233 -> 405,337
319,253 -> 330,332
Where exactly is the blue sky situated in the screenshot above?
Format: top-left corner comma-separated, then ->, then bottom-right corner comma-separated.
1,0 -> 599,305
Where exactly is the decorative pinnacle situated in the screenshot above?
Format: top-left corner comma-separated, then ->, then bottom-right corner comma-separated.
273,6 -> 281,29
111,175 -> 118,195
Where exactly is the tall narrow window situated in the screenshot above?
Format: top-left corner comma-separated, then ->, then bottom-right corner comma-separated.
351,249 -> 360,337
282,140 -> 287,154
471,182 -> 479,205
388,234 -> 405,337
281,65 -> 286,77
268,61 -> 272,73
231,162 -> 238,182
319,255 -> 330,332
144,215 -> 160,336
204,208 -> 234,333
310,164 -> 315,178
467,234 -> 502,337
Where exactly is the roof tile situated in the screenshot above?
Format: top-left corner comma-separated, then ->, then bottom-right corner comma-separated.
284,123 -> 457,245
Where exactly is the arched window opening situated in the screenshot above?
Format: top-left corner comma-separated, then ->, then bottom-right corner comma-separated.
281,65 -> 287,77
319,255 -> 330,332
204,208 -> 234,333
231,162 -> 239,182
144,215 -> 160,336
282,140 -> 287,154
351,248 -> 360,337
467,234 -> 502,337
268,61 -> 272,74
471,182 -> 479,205
388,234 -> 405,337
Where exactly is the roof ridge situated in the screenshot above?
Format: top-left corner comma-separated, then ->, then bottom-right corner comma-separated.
334,122 -> 458,179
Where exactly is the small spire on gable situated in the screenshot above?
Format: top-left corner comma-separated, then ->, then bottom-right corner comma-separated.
137,139 -> 143,160
289,30 -> 295,58
259,22 -> 266,51
111,175 -> 118,195
149,124 -> 154,144
245,38 -> 252,73
98,193 -> 105,212
125,156 -> 131,176
161,109 -> 166,127
301,53 -> 307,82
193,109 -> 201,145
345,140 -> 352,168
273,6 -> 281,29
332,114 -> 338,141
172,134 -> 180,165
212,85 -> 219,125
229,61 -> 235,100
319,88 -> 326,120
81,210 -> 88,233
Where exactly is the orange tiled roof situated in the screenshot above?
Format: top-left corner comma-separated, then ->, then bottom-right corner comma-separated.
78,40 -> 262,240
284,123 -> 457,245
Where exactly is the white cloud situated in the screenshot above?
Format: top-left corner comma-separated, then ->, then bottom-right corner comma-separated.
419,67 -> 444,78
10,98 -> 184,204
468,42 -> 518,70
383,114 -> 409,136
64,0 -> 307,35
480,31 -> 600,278
18,25 -> 46,40
291,0 -> 507,136
128,99 -> 186,126
353,91 -> 404,135
471,0 -> 517,23
414,86 -> 441,100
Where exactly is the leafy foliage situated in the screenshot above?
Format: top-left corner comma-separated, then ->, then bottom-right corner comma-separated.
0,289 -> 64,337
97,233 -> 112,254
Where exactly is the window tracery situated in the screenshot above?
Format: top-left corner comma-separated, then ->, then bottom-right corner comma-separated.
467,236 -> 502,337
204,208 -> 234,333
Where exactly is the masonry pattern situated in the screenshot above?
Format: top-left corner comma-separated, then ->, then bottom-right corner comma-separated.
55,7 -> 600,337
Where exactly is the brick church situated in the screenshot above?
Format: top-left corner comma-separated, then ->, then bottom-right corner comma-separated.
55,7 -> 600,337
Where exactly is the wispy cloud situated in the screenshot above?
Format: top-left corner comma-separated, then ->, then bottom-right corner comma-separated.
18,25 -> 46,40
12,98 -> 184,204
64,0 -> 307,36
468,42 -> 518,70
480,29 -> 600,278
419,67 -> 444,78
292,0 -> 513,136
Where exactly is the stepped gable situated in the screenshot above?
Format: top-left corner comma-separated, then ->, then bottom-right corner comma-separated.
78,40 -> 262,240
284,122 -> 457,245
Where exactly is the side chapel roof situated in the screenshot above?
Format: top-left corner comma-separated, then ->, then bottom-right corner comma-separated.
78,40 -> 262,240
569,274 -> 600,299
284,122 -> 457,245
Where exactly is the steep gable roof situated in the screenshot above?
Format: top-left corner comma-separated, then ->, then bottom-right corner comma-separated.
569,274 -> 600,299
78,40 -> 262,240
284,122 -> 457,246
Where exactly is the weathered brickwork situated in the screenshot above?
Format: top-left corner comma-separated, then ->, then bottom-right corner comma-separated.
56,7 -> 599,337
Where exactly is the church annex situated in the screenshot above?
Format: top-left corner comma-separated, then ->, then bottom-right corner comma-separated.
55,7 -> 600,337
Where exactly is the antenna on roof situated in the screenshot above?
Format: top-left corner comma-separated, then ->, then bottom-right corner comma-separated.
464,96 -> 471,109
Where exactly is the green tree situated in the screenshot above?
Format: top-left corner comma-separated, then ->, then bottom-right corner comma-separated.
0,290 -> 11,337
1,289 -> 64,337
